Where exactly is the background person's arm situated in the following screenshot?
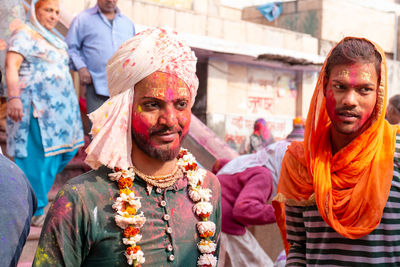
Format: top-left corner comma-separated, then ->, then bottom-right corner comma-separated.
5,51 -> 24,122
232,166 -> 276,225
66,17 -> 92,86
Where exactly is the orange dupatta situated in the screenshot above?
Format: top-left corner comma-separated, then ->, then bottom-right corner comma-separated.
273,37 -> 399,253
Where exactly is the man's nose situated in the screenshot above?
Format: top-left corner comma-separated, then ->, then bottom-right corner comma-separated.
342,90 -> 357,107
158,105 -> 178,127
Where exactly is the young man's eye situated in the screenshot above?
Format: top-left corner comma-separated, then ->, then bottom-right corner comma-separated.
176,101 -> 188,110
334,84 -> 345,90
143,102 -> 159,109
359,87 -> 373,94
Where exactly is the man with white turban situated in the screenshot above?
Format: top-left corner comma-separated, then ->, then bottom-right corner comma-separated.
33,28 -> 221,267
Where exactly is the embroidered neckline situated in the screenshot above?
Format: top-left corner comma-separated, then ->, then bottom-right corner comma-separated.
108,149 -> 218,266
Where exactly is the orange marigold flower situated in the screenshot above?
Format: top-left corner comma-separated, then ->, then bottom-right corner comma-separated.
178,150 -> 188,159
120,188 -> 133,195
126,245 -> 142,255
125,205 -> 137,215
199,212 -> 210,219
200,230 -> 213,238
118,177 -> 133,189
123,226 -> 140,238
185,162 -> 198,171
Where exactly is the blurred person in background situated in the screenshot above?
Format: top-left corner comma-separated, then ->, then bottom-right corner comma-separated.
0,0 -> 26,154
5,0 -> 84,227
386,94 -> 400,125
240,118 -> 274,154
0,151 -> 37,267
215,117 -> 304,267
66,0 -> 135,115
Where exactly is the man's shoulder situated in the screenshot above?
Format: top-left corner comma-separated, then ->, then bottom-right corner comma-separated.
203,168 -> 221,192
116,12 -> 135,26
62,166 -> 113,193
72,6 -> 98,21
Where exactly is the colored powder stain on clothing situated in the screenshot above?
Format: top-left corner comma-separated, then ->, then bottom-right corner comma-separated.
34,246 -> 55,265
108,187 -> 114,200
65,202 -> 71,209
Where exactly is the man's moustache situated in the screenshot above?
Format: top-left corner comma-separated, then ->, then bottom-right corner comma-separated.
335,107 -> 360,118
150,126 -> 182,136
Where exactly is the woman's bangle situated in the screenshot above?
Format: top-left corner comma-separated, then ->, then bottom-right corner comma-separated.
8,96 -> 21,102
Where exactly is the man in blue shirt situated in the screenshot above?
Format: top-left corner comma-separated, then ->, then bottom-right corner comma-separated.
66,0 -> 135,114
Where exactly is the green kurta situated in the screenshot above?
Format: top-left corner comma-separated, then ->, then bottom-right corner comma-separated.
33,166 -> 221,266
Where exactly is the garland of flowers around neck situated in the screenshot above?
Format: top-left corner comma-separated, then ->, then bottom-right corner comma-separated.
108,149 -> 218,267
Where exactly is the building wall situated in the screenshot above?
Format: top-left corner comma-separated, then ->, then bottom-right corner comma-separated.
206,58 -> 303,150
242,0 -> 323,39
242,0 -> 397,55
321,0 -> 396,54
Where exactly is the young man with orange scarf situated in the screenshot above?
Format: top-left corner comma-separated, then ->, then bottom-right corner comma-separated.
273,37 -> 400,265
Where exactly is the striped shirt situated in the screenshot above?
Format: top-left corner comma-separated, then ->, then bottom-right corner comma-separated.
285,134 -> 400,266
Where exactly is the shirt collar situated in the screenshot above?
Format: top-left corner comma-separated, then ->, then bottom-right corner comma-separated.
92,4 -> 121,17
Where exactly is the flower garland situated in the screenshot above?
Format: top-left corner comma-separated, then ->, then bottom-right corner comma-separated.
109,149 -> 218,266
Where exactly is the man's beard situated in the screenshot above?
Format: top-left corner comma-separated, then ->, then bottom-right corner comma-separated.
132,126 -> 186,162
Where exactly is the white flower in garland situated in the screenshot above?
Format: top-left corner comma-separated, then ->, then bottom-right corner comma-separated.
113,193 -> 142,210
197,253 -> 218,267
193,201 -> 213,218
123,234 -> 143,245
125,248 -> 145,266
115,212 -> 146,229
109,168 -> 135,181
197,221 -> 216,237
187,168 -> 207,188
198,239 -> 217,254
189,187 -> 212,202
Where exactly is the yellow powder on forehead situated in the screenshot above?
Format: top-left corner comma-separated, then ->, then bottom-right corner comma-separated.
361,71 -> 372,81
178,87 -> 188,96
338,69 -> 350,78
152,88 -> 165,97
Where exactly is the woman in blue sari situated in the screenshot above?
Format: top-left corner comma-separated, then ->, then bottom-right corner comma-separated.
5,0 -> 84,226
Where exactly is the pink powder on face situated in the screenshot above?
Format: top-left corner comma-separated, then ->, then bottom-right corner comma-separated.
325,88 -> 337,122
167,88 -> 174,101
131,112 -> 152,142
132,72 -> 191,149
349,65 -> 358,88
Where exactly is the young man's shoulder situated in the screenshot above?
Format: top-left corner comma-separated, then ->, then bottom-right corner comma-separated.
61,166 -> 113,193
203,168 -> 221,194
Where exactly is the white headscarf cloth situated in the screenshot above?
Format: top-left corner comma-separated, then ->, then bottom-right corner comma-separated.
85,28 -> 199,170
30,0 -> 67,49
217,140 -> 291,197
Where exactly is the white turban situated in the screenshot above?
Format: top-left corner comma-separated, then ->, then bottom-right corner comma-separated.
85,28 -> 199,170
